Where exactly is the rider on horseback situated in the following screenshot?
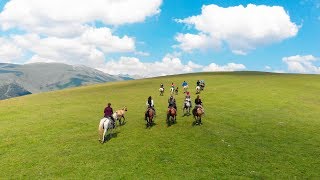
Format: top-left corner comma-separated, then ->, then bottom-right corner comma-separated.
182,80 -> 188,87
160,83 -> 164,89
168,95 -> 177,110
145,96 -> 156,120
171,82 -> 175,89
193,95 -> 204,113
104,103 -> 115,128
185,91 -> 192,107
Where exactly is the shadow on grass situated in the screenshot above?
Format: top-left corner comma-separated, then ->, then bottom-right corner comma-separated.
118,120 -> 126,126
146,121 -> 157,129
104,131 -> 120,142
167,119 -> 177,127
192,121 -> 202,126
182,112 -> 191,117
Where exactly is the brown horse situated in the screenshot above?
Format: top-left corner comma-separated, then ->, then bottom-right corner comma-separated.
113,106 -> 127,125
193,106 -> 204,125
166,107 -> 177,126
145,108 -> 155,127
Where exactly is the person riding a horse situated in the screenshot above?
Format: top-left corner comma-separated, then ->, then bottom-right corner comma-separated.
185,91 -> 192,107
196,80 -> 200,87
168,95 -> 177,110
182,80 -> 188,87
171,82 -> 175,89
145,96 -> 156,120
160,83 -> 164,89
104,103 -> 115,128
193,95 -> 204,113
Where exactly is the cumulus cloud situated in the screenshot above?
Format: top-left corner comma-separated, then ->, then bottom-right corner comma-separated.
0,38 -> 23,63
176,4 -> 299,54
265,66 -> 271,70
0,0 -> 162,36
100,55 -> 203,77
0,0 -> 161,67
97,55 -> 245,77
282,55 -> 320,73
203,63 -> 246,72
9,26 -> 135,66
174,33 -> 220,52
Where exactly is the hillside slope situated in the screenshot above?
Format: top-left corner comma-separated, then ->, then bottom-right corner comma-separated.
0,63 -> 131,99
0,72 -> 320,178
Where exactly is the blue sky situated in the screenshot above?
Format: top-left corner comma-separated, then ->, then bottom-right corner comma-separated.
0,0 -> 319,76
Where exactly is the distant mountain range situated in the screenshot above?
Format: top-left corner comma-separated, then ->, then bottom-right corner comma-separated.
0,63 -> 133,100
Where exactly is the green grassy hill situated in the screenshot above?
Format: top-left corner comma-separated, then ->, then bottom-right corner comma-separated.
1,72 -> 320,178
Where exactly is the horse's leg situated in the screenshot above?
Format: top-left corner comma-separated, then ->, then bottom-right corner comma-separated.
102,127 -> 107,143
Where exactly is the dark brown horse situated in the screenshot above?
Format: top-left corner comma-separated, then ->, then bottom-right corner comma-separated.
193,106 -> 204,125
145,108 -> 155,127
167,107 -> 177,126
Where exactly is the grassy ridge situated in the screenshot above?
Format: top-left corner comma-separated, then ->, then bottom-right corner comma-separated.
1,72 -> 320,178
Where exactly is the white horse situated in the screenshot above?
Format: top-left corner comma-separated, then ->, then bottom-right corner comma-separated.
196,86 -> 201,94
98,117 -> 115,143
159,87 -> 164,96
170,87 -> 175,95
183,85 -> 189,93
183,98 -> 191,115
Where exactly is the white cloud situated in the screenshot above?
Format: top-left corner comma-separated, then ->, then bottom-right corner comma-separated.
80,27 -> 135,53
98,55 -> 204,77
176,4 -> 299,54
8,26 -> 135,66
282,55 -> 320,73
203,63 -> 246,72
0,38 -> 23,63
97,55 -> 245,77
0,0 -> 161,66
174,33 -> 220,52
265,66 -> 271,70
0,0 -> 162,36
134,51 -> 150,56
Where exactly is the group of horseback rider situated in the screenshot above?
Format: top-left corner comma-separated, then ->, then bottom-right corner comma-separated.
146,80 -> 204,119
104,80 -> 204,126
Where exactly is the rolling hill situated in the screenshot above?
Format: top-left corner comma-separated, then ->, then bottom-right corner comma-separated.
0,63 -> 131,100
0,72 -> 320,178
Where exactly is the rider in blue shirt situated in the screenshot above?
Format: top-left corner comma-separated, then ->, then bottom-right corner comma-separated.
182,81 -> 188,87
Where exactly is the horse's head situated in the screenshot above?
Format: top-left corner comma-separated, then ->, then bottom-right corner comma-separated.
123,106 -> 128,111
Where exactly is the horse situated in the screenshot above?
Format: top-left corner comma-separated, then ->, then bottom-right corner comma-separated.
196,86 -> 201,94
98,117 -> 115,143
200,81 -> 205,90
145,108 -> 155,127
192,106 -> 204,125
113,106 -> 127,125
175,87 -> 179,95
159,87 -> 164,96
166,107 -> 177,126
183,85 -> 189,93
170,87 -> 175,95
183,99 -> 191,116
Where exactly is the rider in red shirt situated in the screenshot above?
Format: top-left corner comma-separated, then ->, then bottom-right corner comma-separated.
104,103 -> 115,128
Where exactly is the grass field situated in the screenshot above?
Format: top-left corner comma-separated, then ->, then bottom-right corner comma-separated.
1,72 -> 320,178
